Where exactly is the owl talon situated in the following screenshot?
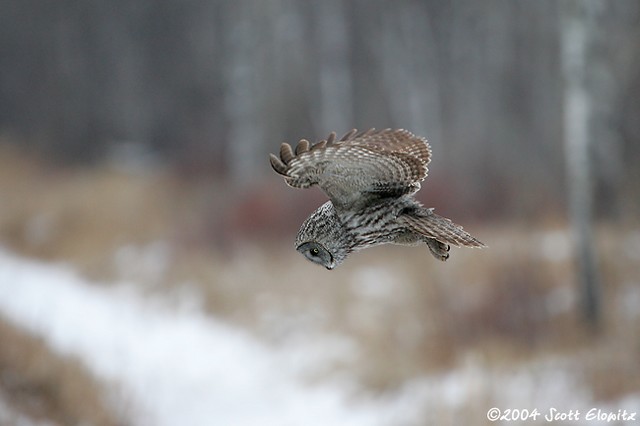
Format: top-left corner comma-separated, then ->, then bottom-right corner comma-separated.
426,238 -> 450,261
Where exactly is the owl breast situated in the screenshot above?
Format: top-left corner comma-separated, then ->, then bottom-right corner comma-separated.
341,197 -> 418,250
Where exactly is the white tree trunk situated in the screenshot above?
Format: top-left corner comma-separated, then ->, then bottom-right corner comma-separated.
561,0 -> 601,328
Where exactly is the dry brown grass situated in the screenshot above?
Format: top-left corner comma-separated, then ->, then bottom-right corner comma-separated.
0,143 -> 204,282
0,142 -> 638,416
168,228 -> 639,397
0,318 -> 126,426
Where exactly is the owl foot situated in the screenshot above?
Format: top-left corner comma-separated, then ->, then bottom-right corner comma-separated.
426,238 -> 450,261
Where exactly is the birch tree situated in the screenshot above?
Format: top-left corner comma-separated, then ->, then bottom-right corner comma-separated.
561,0 -> 601,328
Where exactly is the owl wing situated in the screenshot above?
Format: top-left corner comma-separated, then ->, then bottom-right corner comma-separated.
270,129 -> 431,210
398,208 -> 486,248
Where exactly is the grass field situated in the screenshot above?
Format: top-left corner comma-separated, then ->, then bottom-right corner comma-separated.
0,144 -> 638,424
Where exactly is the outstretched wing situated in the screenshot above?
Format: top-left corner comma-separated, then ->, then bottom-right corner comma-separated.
398,209 -> 486,248
269,129 -> 431,210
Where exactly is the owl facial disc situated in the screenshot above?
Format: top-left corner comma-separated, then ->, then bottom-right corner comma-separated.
296,241 -> 335,270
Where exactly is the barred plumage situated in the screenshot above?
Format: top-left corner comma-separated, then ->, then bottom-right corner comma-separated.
271,128 -> 485,269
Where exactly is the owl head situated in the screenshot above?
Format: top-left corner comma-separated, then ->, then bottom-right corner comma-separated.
295,201 -> 349,270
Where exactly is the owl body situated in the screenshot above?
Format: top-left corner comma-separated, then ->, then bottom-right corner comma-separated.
270,128 -> 485,269
296,197 -> 452,269
341,196 -> 420,248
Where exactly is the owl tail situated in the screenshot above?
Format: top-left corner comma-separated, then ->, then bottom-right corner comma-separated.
399,208 -> 485,260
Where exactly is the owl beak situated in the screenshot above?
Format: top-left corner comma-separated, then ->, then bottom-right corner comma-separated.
325,261 -> 336,270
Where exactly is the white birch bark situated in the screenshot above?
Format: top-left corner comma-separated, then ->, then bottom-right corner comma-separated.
561,0 -> 601,328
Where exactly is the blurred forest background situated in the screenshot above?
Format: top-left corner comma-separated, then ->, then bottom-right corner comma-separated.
2,0 -> 639,219
1,0 -> 640,425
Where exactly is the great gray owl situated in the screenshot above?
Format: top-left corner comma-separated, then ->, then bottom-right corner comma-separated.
269,128 -> 485,269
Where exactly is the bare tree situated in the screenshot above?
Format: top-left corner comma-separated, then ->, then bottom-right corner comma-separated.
0,0 -> 638,224
221,3 -> 262,184
561,0 -> 601,328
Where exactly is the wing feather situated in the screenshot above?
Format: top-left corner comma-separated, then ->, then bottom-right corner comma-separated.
339,129 -> 358,141
295,139 -> 310,155
269,153 -> 288,175
399,210 -> 486,248
279,143 -> 294,164
269,129 -> 432,210
348,128 -> 431,168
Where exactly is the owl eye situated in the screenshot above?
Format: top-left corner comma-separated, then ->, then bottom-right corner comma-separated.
297,242 -> 334,269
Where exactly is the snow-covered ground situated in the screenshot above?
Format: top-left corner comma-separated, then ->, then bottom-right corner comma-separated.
0,248 -> 638,426
0,248 -> 392,426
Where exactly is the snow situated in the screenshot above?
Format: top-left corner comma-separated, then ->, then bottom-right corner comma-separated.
0,248 -> 638,425
0,248 -> 382,426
